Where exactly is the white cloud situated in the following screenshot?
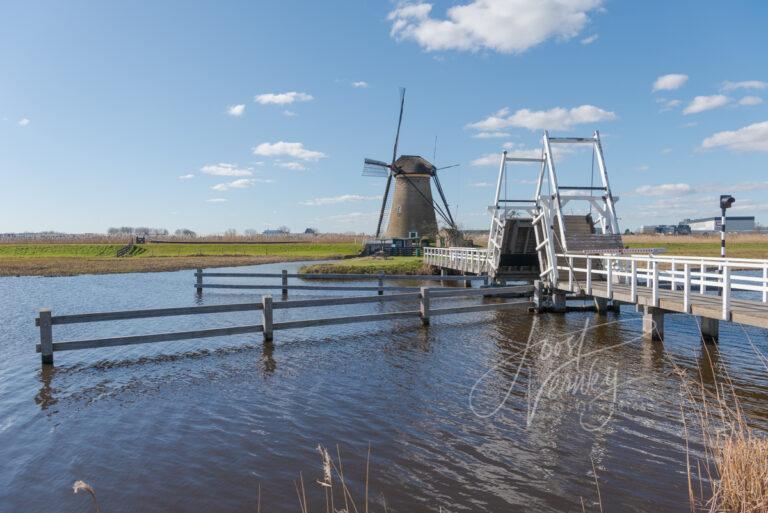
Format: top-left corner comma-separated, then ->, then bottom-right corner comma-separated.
581,34 -> 598,45
18,118 -> 30,126
201,163 -> 253,177
276,161 -> 307,171
471,146 -> 541,166
253,141 -> 327,161
282,110 -> 298,117
738,96 -> 763,106
227,104 -> 245,117
635,164 -> 650,171
721,80 -> 767,91
206,198 -> 228,203
656,98 -> 682,110
351,81 -> 369,88
387,0 -> 603,54
661,147 -> 672,155
211,178 -> 257,191
178,174 -> 195,180
300,194 -> 381,206
633,183 -> 692,196
652,74 -> 688,92
254,92 -> 313,105
468,104 -> 616,131
701,121 -> 768,152
683,95 -> 730,115
469,181 -> 494,187
472,131 -> 510,138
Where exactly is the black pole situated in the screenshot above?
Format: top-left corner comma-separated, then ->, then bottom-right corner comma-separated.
721,207 -> 726,259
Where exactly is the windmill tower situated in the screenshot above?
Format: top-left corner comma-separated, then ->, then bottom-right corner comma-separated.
363,88 -> 457,240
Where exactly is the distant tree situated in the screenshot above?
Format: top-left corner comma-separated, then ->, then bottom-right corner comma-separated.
224,228 -> 238,237
304,227 -> 319,235
174,228 -> 196,238
277,225 -> 290,234
244,228 -> 259,236
107,227 -> 120,236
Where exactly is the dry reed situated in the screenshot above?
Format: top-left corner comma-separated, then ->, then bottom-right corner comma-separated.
675,337 -> 768,513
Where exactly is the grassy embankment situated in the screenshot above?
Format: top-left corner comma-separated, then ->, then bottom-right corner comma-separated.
623,234 -> 768,259
300,256 -> 432,275
0,243 -> 362,277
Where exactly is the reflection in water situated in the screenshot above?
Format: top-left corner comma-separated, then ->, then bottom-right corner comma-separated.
261,342 -> 276,376
35,365 -> 57,410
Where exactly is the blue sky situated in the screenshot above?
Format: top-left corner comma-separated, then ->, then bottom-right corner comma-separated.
1,0 -> 767,234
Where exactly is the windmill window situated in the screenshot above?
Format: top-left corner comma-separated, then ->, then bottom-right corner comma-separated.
397,205 -> 402,215
409,231 -> 418,239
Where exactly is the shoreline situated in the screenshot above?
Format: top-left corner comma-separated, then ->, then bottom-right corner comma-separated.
0,255 -> 339,278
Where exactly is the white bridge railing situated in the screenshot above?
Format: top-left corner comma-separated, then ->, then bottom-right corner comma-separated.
556,253 -> 768,320
424,247 -> 490,275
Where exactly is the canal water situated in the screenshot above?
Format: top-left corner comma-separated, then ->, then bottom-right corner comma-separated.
0,261 -> 766,512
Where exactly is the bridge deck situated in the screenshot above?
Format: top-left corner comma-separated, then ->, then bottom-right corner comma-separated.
564,282 -> 768,329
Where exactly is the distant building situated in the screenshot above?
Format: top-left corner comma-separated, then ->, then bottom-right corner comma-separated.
304,228 -> 318,235
638,225 -> 658,234
684,216 -> 755,233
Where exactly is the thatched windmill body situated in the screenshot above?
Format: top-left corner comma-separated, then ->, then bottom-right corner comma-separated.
363,89 -> 457,241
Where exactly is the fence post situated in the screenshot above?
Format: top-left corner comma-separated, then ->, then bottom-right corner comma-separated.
420,287 -> 430,326
262,295 -> 273,342
763,263 -> 767,303
699,262 -> 706,294
606,257 -> 613,299
281,269 -> 288,297
683,263 -> 691,313
196,268 -> 203,295
377,271 -> 384,296
630,259 -> 637,303
39,309 -> 53,365
586,258 -> 592,295
652,261 -> 659,307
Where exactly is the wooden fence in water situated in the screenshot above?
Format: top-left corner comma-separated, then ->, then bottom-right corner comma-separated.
35,269 -> 531,366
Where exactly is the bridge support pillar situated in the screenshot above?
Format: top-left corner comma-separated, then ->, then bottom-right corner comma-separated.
594,297 -> 609,314
551,292 -> 567,313
643,306 -> 664,341
699,317 -> 719,344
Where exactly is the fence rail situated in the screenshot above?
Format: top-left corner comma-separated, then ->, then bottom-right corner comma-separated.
556,253 -> 768,320
35,285 -> 533,365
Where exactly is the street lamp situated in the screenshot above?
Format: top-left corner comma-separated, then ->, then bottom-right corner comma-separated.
719,194 -> 735,258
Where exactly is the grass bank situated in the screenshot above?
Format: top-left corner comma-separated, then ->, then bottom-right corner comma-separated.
299,256 -> 433,275
0,243 -> 362,277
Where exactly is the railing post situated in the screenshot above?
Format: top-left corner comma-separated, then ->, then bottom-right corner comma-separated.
281,269 -> 288,297
652,261 -> 659,307
568,257 -> 574,292
377,271 -> 384,296
722,265 -> 730,321
670,259 -> 676,291
763,263 -> 767,303
420,287 -> 430,326
262,295 -> 273,342
196,268 -> 203,295
699,262 -> 706,294
39,309 -> 53,366
586,258 -> 592,295
683,263 -> 690,313
630,259 -> 637,303
606,257 -> 613,298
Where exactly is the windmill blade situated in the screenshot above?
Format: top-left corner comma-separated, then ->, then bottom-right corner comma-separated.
433,173 -> 457,229
400,173 -> 453,228
374,174 -> 393,238
391,87 -> 406,165
363,158 -> 391,177
436,163 -> 460,171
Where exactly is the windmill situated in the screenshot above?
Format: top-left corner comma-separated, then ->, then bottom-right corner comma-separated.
363,88 -> 457,241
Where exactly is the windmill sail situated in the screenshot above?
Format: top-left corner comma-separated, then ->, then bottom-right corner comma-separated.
362,159 -> 390,177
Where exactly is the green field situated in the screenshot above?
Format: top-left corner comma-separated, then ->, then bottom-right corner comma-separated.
624,242 -> 768,259
300,256 -> 430,275
0,242 -> 362,259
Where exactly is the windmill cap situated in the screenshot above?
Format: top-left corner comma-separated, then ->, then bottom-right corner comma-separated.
394,155 -> 436,175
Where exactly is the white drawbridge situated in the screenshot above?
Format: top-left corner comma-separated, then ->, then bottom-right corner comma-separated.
424,130 -> 768,338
